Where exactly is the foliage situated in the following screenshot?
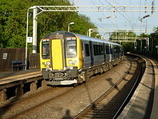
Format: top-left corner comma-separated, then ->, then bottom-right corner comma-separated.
149,27 -> 158,55
122,42 -> 134,52
153,27 -> 158,34
109,30 -> 136,53
109,30 -> 136,41
0,0 -> 97,51
69,13 -> 97,36
0,0 -> 28,48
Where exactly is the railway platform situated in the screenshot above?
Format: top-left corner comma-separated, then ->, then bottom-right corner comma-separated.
0,69 -> 40,78
0,69 -> 44,102
118,55 -> 158,119
0,69 -> 41,84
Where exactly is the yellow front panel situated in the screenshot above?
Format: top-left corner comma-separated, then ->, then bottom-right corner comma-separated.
51,39 -> 63,70
65,37 -> 83,69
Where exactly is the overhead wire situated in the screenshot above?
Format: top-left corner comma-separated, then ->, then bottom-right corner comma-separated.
129,0 -> 135,31
89,0 -> 111,31
98,0 -> 119,30
100,0 -> 118,30
114,0 -> 134,30
90,0 -> 118,32
104,0 -> 131,22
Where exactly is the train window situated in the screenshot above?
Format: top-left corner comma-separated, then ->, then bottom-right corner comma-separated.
66,40 -> 77,58
85,44 -> 90,56
114,46 -> 120,53
93,44 -> 103,55
42,41 -> 50,59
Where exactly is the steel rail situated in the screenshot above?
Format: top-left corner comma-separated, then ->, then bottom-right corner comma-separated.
112,55 -> 144,118
74,56 -> 133,119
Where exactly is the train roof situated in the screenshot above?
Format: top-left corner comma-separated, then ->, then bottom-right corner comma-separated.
43,31 -> 121,46
43,31 -> 76,39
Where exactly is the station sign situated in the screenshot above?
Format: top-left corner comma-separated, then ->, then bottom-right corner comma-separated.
3,53 -> 8,60
27,37 -> 33,43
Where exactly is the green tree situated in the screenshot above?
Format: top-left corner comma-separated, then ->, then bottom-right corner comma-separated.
122,42 -> 134,53
0,0 -> 28,48
150,27 -> 158,55
110,30 -> 136,41
69,13 -> 98,36
109,30 -> 136,53
1,0 -> 97,51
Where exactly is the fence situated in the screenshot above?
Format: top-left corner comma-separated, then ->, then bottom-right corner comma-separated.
0,48 -> 40,72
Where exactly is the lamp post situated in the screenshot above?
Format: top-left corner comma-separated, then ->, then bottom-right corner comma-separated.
68,22 -> 74,32
87,29 -> 94,37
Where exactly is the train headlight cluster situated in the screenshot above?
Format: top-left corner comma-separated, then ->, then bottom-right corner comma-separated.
68,60 -> 73,65
46,61 -> 51,66
68,60 -> 77,65
42,61 -> 51,67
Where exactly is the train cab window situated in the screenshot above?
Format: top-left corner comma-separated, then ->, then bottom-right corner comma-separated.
66,40 -> 77,58
42,41 -> 50,59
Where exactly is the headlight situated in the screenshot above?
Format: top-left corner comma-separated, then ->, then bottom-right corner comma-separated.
74,60 -> 77,64
68,60 -> 77,65
68,60 -> 73,65
46,61 -> 51,66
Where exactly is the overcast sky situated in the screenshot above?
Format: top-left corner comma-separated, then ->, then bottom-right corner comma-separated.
70,0 -> 157,39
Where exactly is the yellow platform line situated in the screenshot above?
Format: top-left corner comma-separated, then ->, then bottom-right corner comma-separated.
0,71 -> 42,81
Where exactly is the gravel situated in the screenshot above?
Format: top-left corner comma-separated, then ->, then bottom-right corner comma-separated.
0,57 -> 131,119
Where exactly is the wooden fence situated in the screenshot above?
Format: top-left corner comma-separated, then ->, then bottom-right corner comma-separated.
0,48 -> 40,72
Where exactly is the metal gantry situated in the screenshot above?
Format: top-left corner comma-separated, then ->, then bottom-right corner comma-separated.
25,5 -> 158,68
35,5 -> 158,12
26,5 -> 158,52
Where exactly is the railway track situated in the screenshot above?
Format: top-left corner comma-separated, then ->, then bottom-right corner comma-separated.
0,86 -> 73,119
1,54 -> 155,119
118,54 -> 156,119
75,54 -> 145,119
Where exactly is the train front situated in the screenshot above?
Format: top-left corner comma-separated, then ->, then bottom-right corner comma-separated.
40,31 -> 83,85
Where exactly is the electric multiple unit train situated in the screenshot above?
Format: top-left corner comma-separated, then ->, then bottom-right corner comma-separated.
40,31 -> 124,86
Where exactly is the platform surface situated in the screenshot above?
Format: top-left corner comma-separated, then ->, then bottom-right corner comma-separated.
0,69 -> 42,85
118,55 -> 158,119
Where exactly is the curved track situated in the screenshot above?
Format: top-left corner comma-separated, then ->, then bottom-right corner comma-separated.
75,54 -> 144,119
118,54 -> 156,119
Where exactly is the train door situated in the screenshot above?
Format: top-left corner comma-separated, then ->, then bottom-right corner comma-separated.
92,42 -> 104,65
50,39 -> 65,70
82,40 -> 92,67
103,43 -> 106,62
111,44 -> 115,61
89,41 -> 94,66
109,44 -> 112,62
105,43 -> 110,62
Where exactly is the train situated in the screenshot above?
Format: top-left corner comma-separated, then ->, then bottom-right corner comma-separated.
40,31 -> 124,86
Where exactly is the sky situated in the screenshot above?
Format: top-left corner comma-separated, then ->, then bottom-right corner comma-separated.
69,0 -> 157,39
